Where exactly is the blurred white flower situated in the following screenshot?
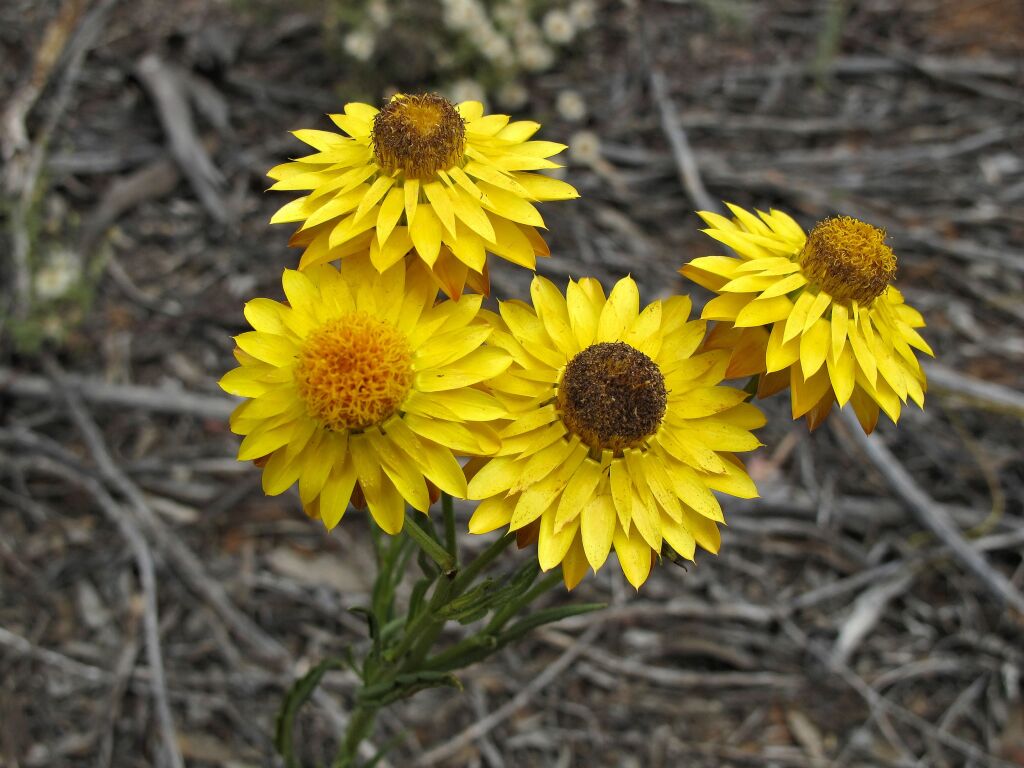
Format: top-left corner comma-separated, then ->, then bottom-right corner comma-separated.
493,3 -> 523,29
569,130 -> 602,165
34,248 -> 80,300
542,10 -> 576,44
448,78 -> 487,106
518,41 -> 554,72
367,0 -> 391,27
343,28 -> 376,62
513,19 -> 541,46
556,89 -> 587,122
442,0 -> 476,30
496,81 -> 529,110
570,0 -> 598,29
479,29 -> 513,63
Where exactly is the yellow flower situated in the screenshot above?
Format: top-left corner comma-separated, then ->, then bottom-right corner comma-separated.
219,256 -> 511,534
268,93 -> 578,299
466,275 -> 763,590
681,204 -> 933,433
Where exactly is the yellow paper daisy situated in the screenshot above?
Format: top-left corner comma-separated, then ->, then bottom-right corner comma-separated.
219,256 -> 511,534
268,93 -> 579,299
465,275 -> 764,590
681,205 -> 933,433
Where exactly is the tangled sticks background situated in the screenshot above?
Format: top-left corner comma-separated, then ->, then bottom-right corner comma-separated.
2,0 -> 1023,765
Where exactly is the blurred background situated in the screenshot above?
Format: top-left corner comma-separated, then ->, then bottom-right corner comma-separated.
1,0 -> 1023,765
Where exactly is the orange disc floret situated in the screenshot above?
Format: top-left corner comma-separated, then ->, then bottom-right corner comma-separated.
799,216 -> 896,306
295,312 -> 413,431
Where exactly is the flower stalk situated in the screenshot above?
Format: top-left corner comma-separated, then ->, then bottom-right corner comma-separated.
277,495 -> 603,768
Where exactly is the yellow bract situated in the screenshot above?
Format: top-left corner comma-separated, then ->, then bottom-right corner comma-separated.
268,94 -> 579,299
681,203 -> 932,433
220,255 -> 511,534
467,275 -> 764,590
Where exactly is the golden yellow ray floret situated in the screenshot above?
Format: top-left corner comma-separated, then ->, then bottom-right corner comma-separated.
465,274 -> 764,590
219,254 -> 512,534
680,204 -> 932,433
268,93 -> 579,299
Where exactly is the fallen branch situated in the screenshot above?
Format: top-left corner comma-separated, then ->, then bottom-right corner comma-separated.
0,366 -> 236,420
834,408 -> 1024,615
923,362 -> 1024,418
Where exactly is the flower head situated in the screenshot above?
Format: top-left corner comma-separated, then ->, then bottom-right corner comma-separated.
681,204 -> 932,433
220,256 -> 511,534
467,276 -> 763,590
269,94 -> 578,299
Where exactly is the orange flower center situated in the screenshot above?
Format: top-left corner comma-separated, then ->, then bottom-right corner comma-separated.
295,312 -> 413,431
371,93 -> 466,180
557,342 -> 667,453
799,216 -> 896,305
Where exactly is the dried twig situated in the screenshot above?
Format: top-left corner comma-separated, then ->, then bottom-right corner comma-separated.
834,408 -> 1024,615
923,362 -> 1024,418
42,367 -> 185,768
0,366 -> 236,420
647,68 -> 718,214
414,624 -> 604,766
134,53 -> 230,224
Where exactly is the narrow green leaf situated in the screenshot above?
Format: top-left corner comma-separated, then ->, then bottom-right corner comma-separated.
275,658 -> 345,767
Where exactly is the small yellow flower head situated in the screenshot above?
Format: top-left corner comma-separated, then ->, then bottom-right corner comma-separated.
468,275 -> 764,590
268,95 -> 579,299
220,256 -> 512,534
680,203 -> 932,433
371,93 -> 466,180
799,216 -> 896,306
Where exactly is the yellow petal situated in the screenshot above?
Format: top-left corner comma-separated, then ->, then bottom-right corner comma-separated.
376,187 -> 405,246
410,204 -> 443,266
538,508 -> 579,571
596,276 -> 640,342
553,457 -> 603,533
799,317 -> 831,379
424,181 -> 457,237
319,458 -> 357,529
613,523 -> 652,589
468,494 -> 516,533
783,290 -> 816,343
581,494 -> 615,571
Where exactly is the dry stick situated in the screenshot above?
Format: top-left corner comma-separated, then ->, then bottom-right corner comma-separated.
922,362 -> 1024,418
0,624 -> 112,685
414,623 -> 604,767
648,68 -> 718,214
835,408 -> 1024,615
134,53 -> 230,224
0,366 -> 236,419
32,453 -> 185,768
41,358 -> 281,661
780,617 -> 1019,768
540,628 -> 800,689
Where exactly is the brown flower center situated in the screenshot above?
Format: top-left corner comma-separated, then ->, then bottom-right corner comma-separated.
798,216 -> 897,305
557,342 -> 667,453
371,93 -> 466,180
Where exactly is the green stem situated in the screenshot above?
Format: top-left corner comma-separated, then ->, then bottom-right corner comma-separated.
449,532 -> 515,595
402,511 -> 455,574
332,705 -> 378,768
442,492 -> 457,558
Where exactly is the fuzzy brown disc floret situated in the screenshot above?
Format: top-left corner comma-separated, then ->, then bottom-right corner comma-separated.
371,93 -> 466,180
799,216 -> 897,305
557,341 -> 667,453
